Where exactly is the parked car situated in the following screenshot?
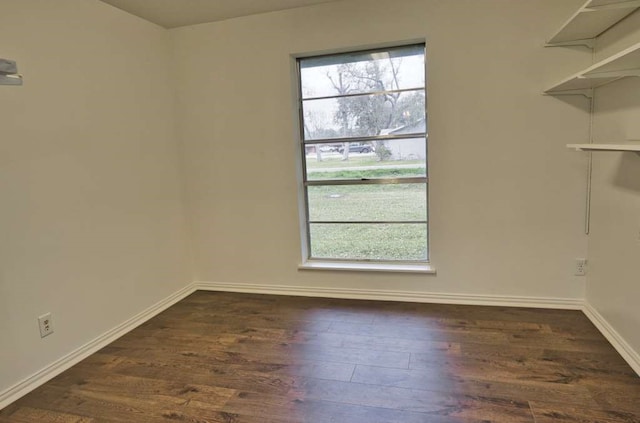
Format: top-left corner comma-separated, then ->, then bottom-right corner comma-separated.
338,143 -> 374,154
319,144 -> 340,153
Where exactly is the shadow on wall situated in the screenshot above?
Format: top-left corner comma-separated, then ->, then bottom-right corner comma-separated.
550,93 -> 591,112
613,152 -> 640,193
596,78 -> 640,115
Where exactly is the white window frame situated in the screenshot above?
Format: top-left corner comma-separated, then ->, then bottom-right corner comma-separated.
295,43 -> 431,270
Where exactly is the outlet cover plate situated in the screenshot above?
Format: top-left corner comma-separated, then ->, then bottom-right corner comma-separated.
575,258 -> 587,276
38,313 -> 54,338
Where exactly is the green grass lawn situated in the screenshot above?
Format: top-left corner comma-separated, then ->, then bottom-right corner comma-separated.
309,167 -> 425,180
306,154 -> 423,169
305,155 -> 429,261
310,223 -> 427,261
307,184 -> 428,261
308,184 -> 427,221
306,154 -> 426,180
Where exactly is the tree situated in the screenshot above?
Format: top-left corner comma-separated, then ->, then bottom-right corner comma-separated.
325,56 -> 424,161
326,69 -> 354,161
303,110 -> 337,162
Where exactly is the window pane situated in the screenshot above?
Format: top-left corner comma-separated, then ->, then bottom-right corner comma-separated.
309,223 -> 427,261
305,138 -> 427,181
298,44 -> 428,263
300,45 -> 425,99
302,91 -> 425,141
308,184 -> 427,222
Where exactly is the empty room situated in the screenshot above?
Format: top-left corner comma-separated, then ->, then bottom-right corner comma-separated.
1,0 -> 640,421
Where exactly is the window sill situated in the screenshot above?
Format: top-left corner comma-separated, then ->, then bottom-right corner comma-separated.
298,261 -> 436,274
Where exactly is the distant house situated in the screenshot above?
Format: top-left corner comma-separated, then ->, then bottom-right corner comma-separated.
380,119 -> 427,160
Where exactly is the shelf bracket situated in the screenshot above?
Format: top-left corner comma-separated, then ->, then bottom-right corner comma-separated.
581,69 -> 640,79
584,0 -> 640,11
544,89 -> 593,98
567,143 -> 640,152
544,39 -> 595,49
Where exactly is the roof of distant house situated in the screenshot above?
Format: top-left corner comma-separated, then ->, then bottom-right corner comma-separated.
381,118 -> 426,135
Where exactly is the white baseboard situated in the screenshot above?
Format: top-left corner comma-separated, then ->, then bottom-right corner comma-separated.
0,283 -> 197,410
194,281 -> 584,309
582,303 -> 640,376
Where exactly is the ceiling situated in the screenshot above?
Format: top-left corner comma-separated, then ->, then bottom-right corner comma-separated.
99,0 -> 342,28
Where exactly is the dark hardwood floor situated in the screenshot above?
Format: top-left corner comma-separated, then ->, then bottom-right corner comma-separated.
1,291 -> 639,422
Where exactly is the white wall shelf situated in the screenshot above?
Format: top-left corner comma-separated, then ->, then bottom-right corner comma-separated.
547,0 -> 640,46
544,41 -> 640,95
567,143 -> 640,151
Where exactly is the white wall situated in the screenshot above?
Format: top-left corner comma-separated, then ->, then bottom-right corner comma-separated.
0,0 -> 191,396
587,10 -> 640,360
170,0 -> 589,299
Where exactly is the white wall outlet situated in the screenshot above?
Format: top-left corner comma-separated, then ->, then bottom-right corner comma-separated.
575,258 -> 587,276
38,313 -> 54,338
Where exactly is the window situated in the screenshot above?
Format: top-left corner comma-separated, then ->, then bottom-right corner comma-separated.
297,44 -> 428,263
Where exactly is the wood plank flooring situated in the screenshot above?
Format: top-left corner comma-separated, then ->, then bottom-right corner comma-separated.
1,291 -> 639,422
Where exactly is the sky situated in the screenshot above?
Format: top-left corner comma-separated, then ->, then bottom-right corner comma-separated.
299,52 -> 426,137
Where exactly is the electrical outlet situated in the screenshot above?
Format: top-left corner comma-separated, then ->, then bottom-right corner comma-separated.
575,258 -> 587,276
38,313 -> 54,338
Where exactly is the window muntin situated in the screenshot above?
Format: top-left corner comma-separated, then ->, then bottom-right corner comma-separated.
298,44 -> 428,262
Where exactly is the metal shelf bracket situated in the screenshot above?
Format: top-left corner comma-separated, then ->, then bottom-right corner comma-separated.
544,39 -> 595,49
544,89 -> 594,98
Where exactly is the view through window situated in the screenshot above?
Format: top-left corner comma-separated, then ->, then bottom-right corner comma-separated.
298,44 -> 428,262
